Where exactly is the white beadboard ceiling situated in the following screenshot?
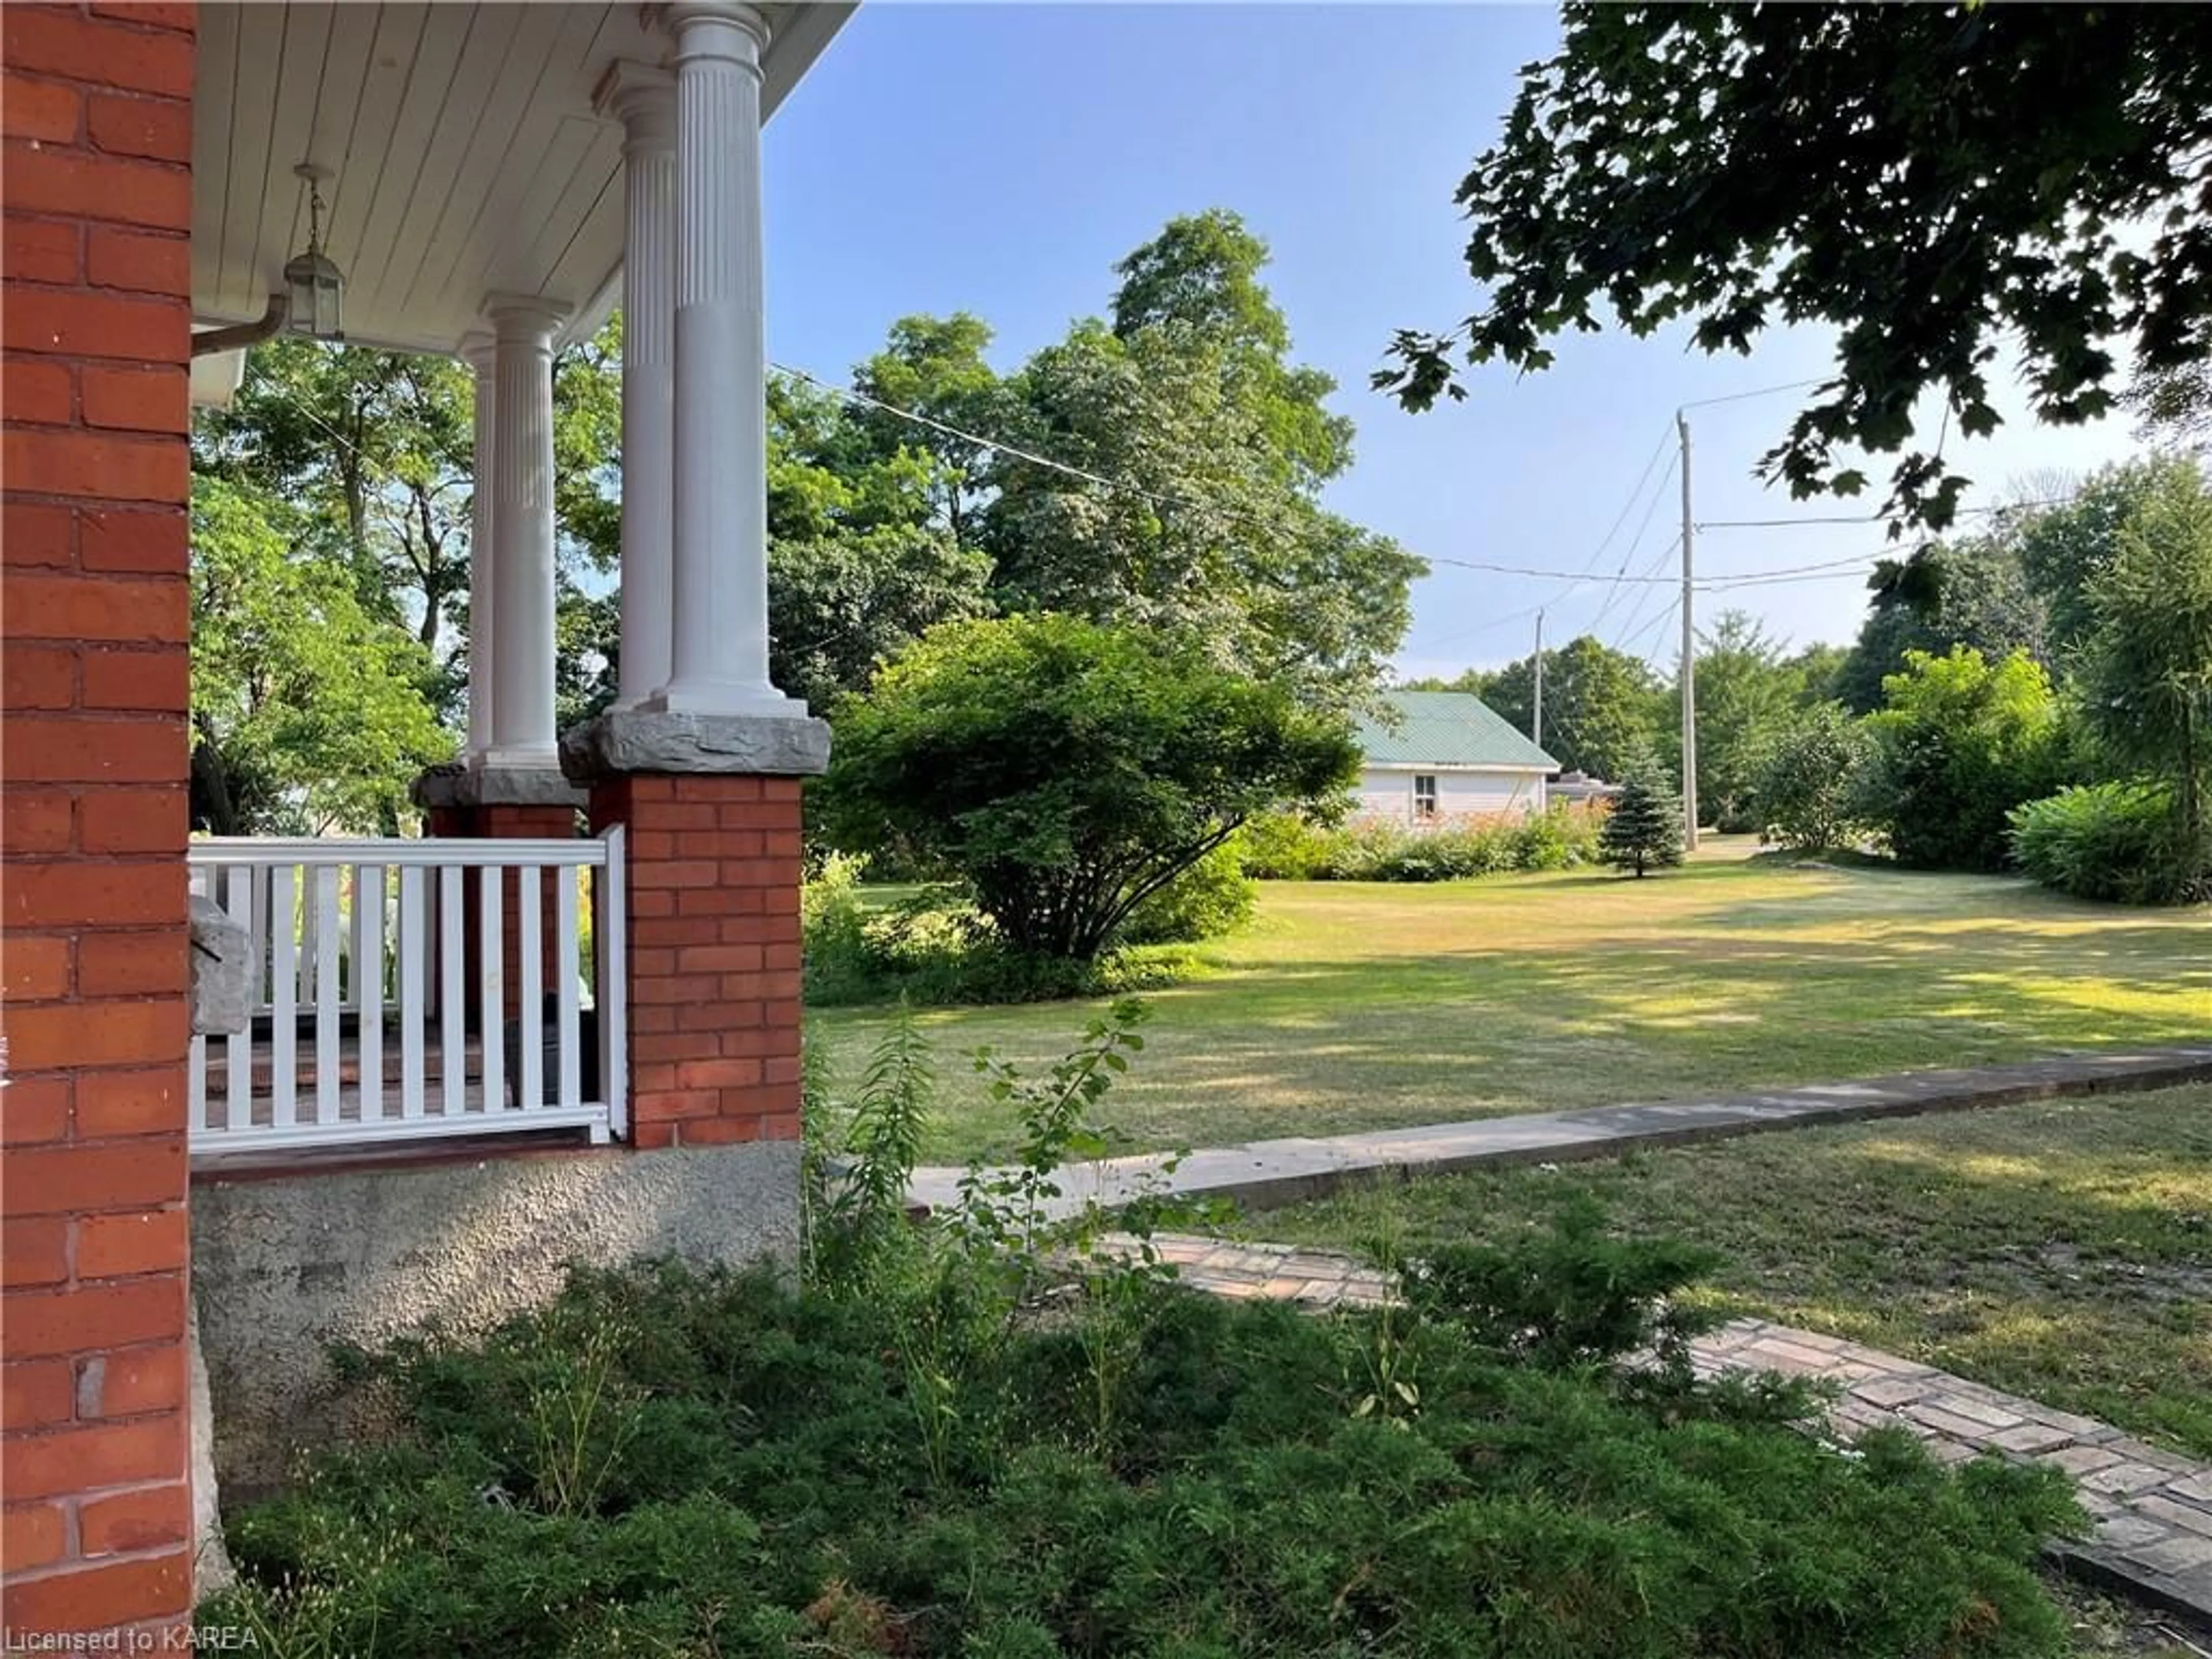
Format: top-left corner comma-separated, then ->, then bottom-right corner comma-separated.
191,2 -> 852,356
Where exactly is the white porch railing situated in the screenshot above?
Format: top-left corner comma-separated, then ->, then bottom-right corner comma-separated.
187,828 -> 627,1157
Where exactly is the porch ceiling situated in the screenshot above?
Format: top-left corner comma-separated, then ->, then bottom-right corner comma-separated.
190,2 -> 851,358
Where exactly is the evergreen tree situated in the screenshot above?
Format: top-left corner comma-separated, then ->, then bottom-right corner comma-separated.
1599,755 -> 1686,878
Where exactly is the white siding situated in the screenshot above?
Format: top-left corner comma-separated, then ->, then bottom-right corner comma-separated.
1355,767 -> 1548,825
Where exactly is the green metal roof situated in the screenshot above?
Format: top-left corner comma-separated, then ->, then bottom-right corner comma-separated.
1355,692 -> 1558,771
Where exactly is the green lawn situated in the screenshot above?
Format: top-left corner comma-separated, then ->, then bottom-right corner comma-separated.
808,847 -> 2209,1164
1257,1084 -> 2212,1461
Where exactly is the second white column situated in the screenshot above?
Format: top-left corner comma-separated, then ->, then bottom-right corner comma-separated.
483,295 -> 569,771
653,0 -> 797,717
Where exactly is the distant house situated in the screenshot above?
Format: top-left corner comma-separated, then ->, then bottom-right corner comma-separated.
1354,692 -> 1560,824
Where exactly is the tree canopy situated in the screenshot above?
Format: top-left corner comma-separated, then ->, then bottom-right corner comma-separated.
816,614 -> 1359,961
2074,462 -> 2212,850
1380,5 -> 2212,528
189,477 -> 452,835
189,328 -> 624,827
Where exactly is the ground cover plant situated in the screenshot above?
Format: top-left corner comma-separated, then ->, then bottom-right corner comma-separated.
206,1014 -> 2093,1658
808,849 -> 2208,1164
1261,1084 -> 2212,1460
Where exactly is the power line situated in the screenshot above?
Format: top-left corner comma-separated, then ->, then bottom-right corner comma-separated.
1584,457 -> 1680,631
1600,537 -> 1684,655
1676,378 -> 1827,412
1695,496 -> 2075,531
1618,594 -> 1682,663
1569,423 -> 1675,582
775,362 -> 2031,605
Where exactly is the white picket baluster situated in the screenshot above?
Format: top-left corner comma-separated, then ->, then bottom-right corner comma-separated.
190,1032 -> 208,1131
399,866 -> 426,1122
599,825 -> 627,1139
440,866 -> 466,1117
270,865 -> 298,1129
516,866 -> 543,1112
297,874 -> 317,1006
556,867 -> 581,1112
315,865 -> 342,1123
222,864 -> 254,1128
349,862 -> 370,1011
357,865 -> 385,1124
479,868 -> 503,1115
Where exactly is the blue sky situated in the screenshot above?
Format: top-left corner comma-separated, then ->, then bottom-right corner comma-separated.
761,3 -> 2141,679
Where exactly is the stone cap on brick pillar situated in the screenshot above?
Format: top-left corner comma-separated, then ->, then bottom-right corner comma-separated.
560,708 -> 831,781
411,760 -> 588,810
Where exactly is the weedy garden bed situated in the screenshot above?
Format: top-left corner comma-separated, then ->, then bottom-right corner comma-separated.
204,1005 -> 2096,1658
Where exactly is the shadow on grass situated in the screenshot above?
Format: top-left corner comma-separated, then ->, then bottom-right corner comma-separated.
815,907 -> 2203,1165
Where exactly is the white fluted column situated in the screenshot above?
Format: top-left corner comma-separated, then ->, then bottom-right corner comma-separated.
480,295 -> 569,771
595,63 -> 678,710
463,334 -> 498,762
650,1 -> 798,716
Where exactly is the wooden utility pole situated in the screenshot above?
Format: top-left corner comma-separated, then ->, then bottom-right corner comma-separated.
1677,410 -> 1699,851
1532,608 -> 1545,749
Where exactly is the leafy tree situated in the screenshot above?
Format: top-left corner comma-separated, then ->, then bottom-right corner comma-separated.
1782,643 -> 1849,709
766,372 -> 991,712
982,216 -> 1421,710
194,328 -> 627,730
1380,5 -> 2212,527
189,478 -> 452,834
2016,457 -> 2197,656
1111,209 -> 1353,488
1479,636 -> 1661,781
816,615 -> 1359,961
2074,464 -> 2212,857
1599,753 -> 1685,877
2132,362 -> 2212,454
1399,666 -> 1495,698
1835,535 -> 2048,714
1681,610 -> 1797,832
1860,647 -> 2065,872
849,312 -> 1012,549
1752,703 -> 1873,852
193,339 -> 475,659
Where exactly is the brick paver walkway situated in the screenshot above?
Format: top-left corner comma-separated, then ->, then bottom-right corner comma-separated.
1139,1233 -> 2212,1624
909,1046 -> 2212,1221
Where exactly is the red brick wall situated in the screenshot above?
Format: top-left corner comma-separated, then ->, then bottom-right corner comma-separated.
1,1 -> 197,1641
588,775 -> 805,1147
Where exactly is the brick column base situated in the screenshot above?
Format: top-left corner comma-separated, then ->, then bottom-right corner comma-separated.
587,775 -> 804,1149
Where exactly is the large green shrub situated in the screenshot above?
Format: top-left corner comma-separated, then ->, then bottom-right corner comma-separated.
816,615 -> 1358,962
1861,647 -> 2065,872
1117,839 -> 1256,945
2010,782 -> 2209,906
1752,702 -> 1876,851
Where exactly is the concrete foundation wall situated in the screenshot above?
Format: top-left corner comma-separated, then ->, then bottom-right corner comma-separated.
191,1141 -> 801,1495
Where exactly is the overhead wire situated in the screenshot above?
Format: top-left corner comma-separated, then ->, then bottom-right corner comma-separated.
1600,536 -> 1684,656
1695,496 -> 2076,531
1582,454 -> 1680,631
775,363 -> 2066,619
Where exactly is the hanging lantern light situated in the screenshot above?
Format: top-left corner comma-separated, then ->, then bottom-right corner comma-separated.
283,164 -> 344,342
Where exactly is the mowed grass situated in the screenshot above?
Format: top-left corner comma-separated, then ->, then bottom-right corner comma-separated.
1260,1085 -> 2212,1461
807,845 -> 2209,1164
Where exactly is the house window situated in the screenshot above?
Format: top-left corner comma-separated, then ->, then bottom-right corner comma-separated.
1413,774 -> 1438,820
